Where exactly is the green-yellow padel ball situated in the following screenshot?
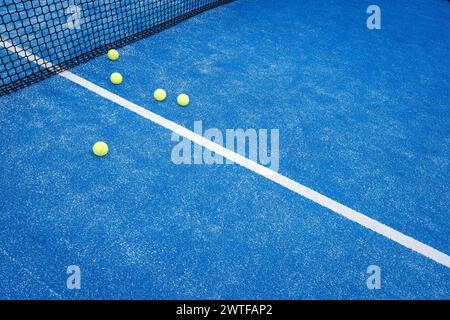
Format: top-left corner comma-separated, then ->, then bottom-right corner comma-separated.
154,88 -> 167,102
110,72 -> 123,85
92,141 -> 109,157
177,93 -> 190,107
107,49 -> 119,61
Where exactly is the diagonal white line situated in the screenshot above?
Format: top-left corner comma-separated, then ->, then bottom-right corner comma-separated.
2,40 -> 450,269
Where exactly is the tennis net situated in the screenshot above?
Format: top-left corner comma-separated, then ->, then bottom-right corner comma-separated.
0,0 -> 233,96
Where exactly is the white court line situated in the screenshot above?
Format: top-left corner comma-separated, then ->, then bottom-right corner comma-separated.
2,40 -> 450,269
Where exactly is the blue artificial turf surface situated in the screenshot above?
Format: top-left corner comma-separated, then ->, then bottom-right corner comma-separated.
0,0 -> 449,299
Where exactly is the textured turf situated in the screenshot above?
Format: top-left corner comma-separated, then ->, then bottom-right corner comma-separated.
0,0 -> 449,299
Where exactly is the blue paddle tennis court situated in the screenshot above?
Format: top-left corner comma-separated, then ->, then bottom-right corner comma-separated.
0,0 -> 449,299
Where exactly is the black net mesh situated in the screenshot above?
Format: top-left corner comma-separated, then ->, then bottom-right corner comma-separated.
0,0 -> 233,96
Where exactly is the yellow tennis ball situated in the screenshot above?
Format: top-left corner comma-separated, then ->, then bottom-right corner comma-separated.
154,89 -> 167,101
110,72 -> 123,85
92,141 -> 109,157
177,93 -> 190,107
107,49 -> 119,61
